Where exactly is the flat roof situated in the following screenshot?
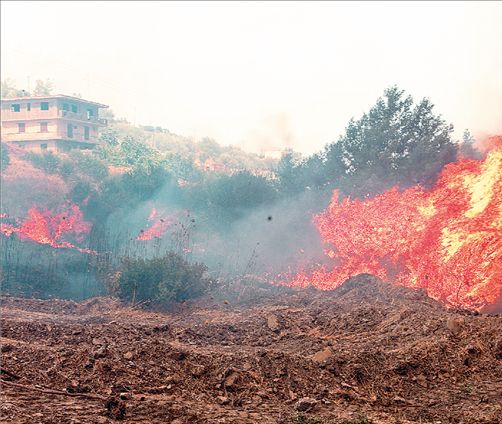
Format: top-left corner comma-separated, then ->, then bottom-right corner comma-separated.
1,94 -> 108,108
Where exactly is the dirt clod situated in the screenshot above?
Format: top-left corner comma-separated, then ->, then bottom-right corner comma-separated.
295,397 -> 318,412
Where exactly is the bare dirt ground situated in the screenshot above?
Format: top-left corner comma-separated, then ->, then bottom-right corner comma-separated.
1,275 -> 501,424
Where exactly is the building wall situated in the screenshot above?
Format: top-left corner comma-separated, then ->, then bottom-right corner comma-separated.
5,139 -> 96,153
1,97 -> 104,148
1,119 -> 59,141
55,120 -> 99,143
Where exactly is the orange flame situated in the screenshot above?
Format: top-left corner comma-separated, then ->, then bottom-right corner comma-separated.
136,208 -> 176,241
1,204 -> 94,254
283,136 -> 502,311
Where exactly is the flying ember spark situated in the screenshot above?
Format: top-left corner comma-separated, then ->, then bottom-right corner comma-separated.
282,136 -> 502,311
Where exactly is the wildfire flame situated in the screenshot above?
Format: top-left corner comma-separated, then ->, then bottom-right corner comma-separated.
283,136 -> 502,311
0,204 -> 94,254
136,208 -> 176,241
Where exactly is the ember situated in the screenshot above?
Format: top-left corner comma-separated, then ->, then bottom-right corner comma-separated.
284,136 -> 502,311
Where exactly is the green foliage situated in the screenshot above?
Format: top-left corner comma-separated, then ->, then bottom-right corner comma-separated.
33,79 -> 54,96
97,135 -> 164,173
288,87 -> 457,198
1,143 -> 10,171
164,153 -> 202,181
116,253 -> 210,303
25,150 -> 108,183
69,181 -> 92,204
459,129 -> 481,159
123,164 -> 171,201
25,151 -> 62,174
183,171 -> 278,224
99,127 -> 119,146
69,151 -> 109,181
1,79 -> 28,98
277,149 -> 305,195
330,86 -> 456,195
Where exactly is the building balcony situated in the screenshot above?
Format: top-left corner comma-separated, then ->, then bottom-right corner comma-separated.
58,111 -> 107,126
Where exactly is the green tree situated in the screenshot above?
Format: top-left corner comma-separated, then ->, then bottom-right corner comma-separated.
33,79 -> 54,96
99,127 -> 119,146
327,86 -> 457,196
459,129 -> 481,159
1,79 -> 27,98
276,149 -> 304,195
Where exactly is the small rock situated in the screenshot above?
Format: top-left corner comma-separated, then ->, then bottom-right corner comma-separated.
92,338 -> 106,346
223,371 -> 240,389
93,346 -> 107,359
416,374 -> 428,388
169,350 -> 187,361
446,317 -> 465,336
495,339 -> 502,360
119,392 -> 132,400
311,347 -> 333,363
267,314 -> 280,332
104,396 -> 126,420
1,344 -> 13,353
96,417 -> 108,424
466,344 -> 478,355
123,351 -> 134,360
217,395 -> 230,405
152,324 -> 170,333
191,365 -> 206,378
295,397 -> 318,412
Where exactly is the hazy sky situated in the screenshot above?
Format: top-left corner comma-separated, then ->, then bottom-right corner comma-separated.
2,1 -> 501,154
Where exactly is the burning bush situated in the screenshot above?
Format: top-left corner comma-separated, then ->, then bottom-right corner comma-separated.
115,252 -> 210,304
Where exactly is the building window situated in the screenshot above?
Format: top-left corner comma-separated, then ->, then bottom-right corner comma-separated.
11,104 -> 20,112
40,122 -> 48,133
40,144 -> 48,150
87,109 -> 94,120
67,124 -> 73,138
62,103 -> 69,111
41,102 -> 49,110
18,123 -> 26,133
71,104 -> 78,113
84,126 -> 90,140
27,103 -> 31,111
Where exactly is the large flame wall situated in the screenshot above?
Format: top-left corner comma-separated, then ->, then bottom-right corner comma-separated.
286,137 -> 502,311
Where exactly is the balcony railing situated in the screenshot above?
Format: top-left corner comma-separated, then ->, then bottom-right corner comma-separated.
59,111 -> 107,125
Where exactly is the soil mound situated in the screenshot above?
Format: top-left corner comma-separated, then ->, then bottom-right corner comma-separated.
2,275 -> 501,423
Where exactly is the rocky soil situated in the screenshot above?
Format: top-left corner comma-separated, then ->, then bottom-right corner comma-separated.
1,274 -> 501,423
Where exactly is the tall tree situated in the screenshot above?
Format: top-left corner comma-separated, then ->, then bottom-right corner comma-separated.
1,79 -> 28,98
276,149 -> 304,195
33,79 -> 54,96
326,86 -> 457,196
459,129 -> 481,159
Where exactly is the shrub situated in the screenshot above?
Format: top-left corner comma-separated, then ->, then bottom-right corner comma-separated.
116,252 -> 210,303
25,151 -> 61,174
1,142 -> 10,171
